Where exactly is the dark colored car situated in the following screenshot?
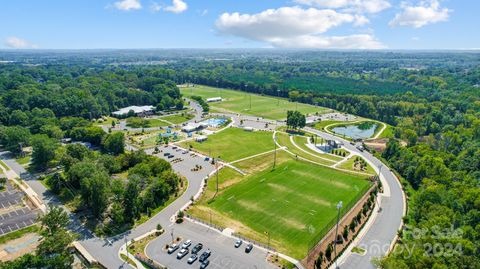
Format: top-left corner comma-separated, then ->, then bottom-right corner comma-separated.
245,244 -> 253,253
200,260 -> 210,269
187,254 -> 198,264
199,249 -> 211,262
192,243 -> 203,254
168,155 -> 174,158
163,152 -> 170,156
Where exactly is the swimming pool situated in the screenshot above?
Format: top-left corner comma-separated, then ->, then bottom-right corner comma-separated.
200,117 -> 227,127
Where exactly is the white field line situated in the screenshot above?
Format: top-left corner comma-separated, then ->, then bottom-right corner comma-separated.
229,147 -> 285,165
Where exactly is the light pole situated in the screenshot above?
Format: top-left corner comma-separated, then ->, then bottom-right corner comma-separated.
213,156 -> 221,198
171,228 -> 174,243
273,135 -> 277,169
124,235 -> 129,260
334,201 -> 343,269
277,89 -> 280,106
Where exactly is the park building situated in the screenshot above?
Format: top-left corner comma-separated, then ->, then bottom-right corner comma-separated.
206,97 -> 222,102
112,105 -> 155,117
195,135 -> 208,142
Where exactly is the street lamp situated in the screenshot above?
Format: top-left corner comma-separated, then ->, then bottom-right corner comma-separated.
334,201 -> 343,269
124,235 -> 129,260
277,89 -> 280,106
171,228 -> 175,243
273,135 -> 277,169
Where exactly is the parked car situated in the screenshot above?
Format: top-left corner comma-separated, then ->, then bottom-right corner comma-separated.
168,155 -> 174,159
234,240 -> 242,248
187,254 -> 198,264
163,152 -> 170,156
204,157 -> 210,161
192,243 -> 203,254
182,239 -> 192,249
199,249 -> 211,262
200,260 -> 210,269
245,244 -> 253,253
167,244 -> 179,254
172,146 -> 178,149
177,248 -> 189,259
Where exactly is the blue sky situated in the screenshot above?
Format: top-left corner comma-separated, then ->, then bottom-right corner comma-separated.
0,0 -> 478,49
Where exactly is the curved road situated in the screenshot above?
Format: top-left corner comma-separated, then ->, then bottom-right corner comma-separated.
1,98 -> 404,269
305,127 -> 405,269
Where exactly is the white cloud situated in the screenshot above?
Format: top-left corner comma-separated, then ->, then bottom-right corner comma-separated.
389,0 -> 451,28
4,37 -> 38,49
294,0 -> 391,14
150,2 -> 162,12
164,0 -> 187,14
114,0 -> 142,11
215,6 -> 384,49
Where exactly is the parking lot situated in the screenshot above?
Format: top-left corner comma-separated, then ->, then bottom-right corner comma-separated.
145,221 -> 275,269
0,183 -> 39,235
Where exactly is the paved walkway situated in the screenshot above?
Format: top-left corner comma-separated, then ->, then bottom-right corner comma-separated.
304,127 -> 405,269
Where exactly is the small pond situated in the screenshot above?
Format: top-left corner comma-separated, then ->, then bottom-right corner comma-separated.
331,122 -> 378,139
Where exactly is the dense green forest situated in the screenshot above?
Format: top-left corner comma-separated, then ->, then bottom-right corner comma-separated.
0,50 -> 478,268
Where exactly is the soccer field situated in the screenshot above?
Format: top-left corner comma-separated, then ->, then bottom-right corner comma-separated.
178,127 -> 275,162
180,85 -> 327,120
207,159 -> 372,258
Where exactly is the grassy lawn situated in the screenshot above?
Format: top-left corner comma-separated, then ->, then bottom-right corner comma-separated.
126,117 -> 170,128
291,135 -> 343,162
195,158 -> 371,259
181,85 -> 327,120
0,224 -> 39,245
377,124 -> 395,139
0,160 -> 11,171
338,156 -> 376,175
275,132 -> 334,166
178,127 -> 274,162
15,155 -> 31,166
160,113 -> 194,124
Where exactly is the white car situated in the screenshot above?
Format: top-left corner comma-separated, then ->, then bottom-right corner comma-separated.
182,239 -> 192,249
177,248 -> 189,259
167,244 -> 179,254
187,254 -> 198,264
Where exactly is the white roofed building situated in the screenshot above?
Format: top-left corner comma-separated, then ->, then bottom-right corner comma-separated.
112,105 -> 155,117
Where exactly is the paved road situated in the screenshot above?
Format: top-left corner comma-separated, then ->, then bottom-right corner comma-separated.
0,98 -> 403,269
305,127 -> 405,269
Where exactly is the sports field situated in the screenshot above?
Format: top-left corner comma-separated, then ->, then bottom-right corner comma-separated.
178,127 -> 275,162
206,158 -> 371,258
180,85 -> 327,120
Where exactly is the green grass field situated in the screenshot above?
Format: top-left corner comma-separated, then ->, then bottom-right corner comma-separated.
178,127 -> 274,162
275,132 -> 335,166
206,158 -> 371,258
160,113 -> 194,124
181,85 -> 327,120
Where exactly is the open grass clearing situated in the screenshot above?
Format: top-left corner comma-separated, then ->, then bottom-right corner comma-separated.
338,155 -> 376,175
197,158 -> 371,259
160,113 -> 194,124
291,135 -> 343,162
275,132 -> 334,166
181,85 -> 327,120
178,127 -> 275,162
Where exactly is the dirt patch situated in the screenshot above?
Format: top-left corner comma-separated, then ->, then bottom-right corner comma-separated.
0,233 -> 40,262
267,182 -> 290,193
303,194 -> 331,207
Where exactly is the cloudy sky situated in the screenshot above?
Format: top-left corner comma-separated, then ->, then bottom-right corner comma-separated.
0,0 -> 477,49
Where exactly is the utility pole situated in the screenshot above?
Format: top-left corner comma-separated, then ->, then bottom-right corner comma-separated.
334,201 -> 343,269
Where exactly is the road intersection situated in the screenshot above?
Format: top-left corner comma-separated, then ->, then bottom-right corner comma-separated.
0,100 -> 404,269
